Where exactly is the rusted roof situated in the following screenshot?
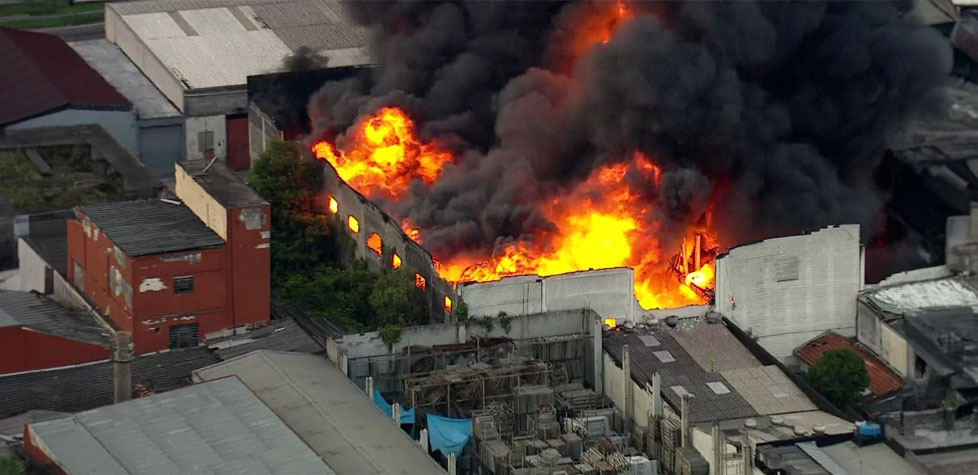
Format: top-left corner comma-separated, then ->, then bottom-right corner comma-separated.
795,332 -> 904,398
0,27 -> 131,126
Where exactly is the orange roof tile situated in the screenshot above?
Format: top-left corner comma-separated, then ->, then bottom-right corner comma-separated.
795,332 -> 904,398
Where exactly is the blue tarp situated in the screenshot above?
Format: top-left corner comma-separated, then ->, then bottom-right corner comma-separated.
372,388 -> 415,424
427,414 -> 471,456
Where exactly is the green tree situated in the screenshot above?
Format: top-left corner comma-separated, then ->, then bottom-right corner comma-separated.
0,457 -> 21,475
369,268 -> 430,328
455,297 -> 469,322
804,349 -> 869,410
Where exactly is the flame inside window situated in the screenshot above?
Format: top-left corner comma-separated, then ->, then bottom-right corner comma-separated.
604,318 -> 617,329
347,215 -> 359,234
415,273 -> 426,291
328,197 -> 338,214
366,233 -> 382,257
392,253 -> 402,269
444,296 -> 452,313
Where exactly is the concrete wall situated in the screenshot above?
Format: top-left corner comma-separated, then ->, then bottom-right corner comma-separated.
8,109 -> 138,156
185,115 -> 227,162
856,300 -> 910,378
184,88 -> 247,118
248,102 -> 280,162
459,267 -> 638,322
174,164 -> 228,239
316,157 -> 455,323
336,308 -> 599,361
714,225 -> 864,359
16,238 -> 48,294
106,6 -> 185,112
138,117 -> 184,177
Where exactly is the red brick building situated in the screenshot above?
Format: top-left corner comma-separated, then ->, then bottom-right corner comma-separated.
66,161 -> 269,354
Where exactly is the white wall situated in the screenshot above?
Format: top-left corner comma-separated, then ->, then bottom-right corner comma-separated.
15,238 -> 47,293
460,268 -> 637,322
8,109 -> 139,156
714,225 -> 863,359
185,115 -> 227,162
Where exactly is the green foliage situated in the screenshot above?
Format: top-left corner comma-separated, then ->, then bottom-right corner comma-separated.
499,312 -> 512,334
0,457 -> 21,475
804,349 -> 870,411
379,325 -> 403,348
0,147 -> 125,212
455,298 -> 469,322
477,316 -> 495,333
369,268 -> 430,328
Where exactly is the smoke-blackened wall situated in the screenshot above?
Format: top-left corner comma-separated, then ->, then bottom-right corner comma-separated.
309,0 -> 950,260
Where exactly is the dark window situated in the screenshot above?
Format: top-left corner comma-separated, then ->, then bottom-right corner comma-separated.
169,323 -> 199,349
174,276 -> 194,294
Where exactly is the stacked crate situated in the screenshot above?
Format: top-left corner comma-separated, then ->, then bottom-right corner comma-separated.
675,447 -> 709,475
659,419 -> 681,474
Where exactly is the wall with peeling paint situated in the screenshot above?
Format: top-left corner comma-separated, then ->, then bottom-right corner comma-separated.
227,205 -> 270,327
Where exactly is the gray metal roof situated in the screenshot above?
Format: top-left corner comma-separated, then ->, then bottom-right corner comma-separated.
22,235 -> 68,277
194,351 -> 446,474
177,160 -> 267,208
109,0 -> 370,91
0,290 -> 110,346
80,200 -> 225,257
27,377 -> 331,474
0,347 -> 221,419
208,318 -> 323,360
69,39 -> 180,120
604,320 -> 816,423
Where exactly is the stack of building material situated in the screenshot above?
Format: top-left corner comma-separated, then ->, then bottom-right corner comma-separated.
627,455 -> 655,475
480,439 -> 512,475
535,408 -> 561,440
676,447 -> 709,475
659,419 -> 681,473
574,463 -> 596,475
547,438 -> 568,457
561,432 -> 583,460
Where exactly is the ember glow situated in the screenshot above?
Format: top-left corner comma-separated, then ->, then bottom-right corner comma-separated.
437,152 -> 718,309
312,107 -> 453,201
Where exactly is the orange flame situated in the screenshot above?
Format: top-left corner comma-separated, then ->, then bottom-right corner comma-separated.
312,106 -> 718,309
439,152 -> 717,309
313,107 -> 453,201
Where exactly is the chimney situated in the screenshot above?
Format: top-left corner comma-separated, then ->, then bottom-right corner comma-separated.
593,314 -> 604,395
681,394 -> 690,447
623,344 -> 633,429
713,421 -> 723,475
741,431 -> 753,475
652,372 -> 662,417
113,331 -> 133,403
970,202 -> 978,241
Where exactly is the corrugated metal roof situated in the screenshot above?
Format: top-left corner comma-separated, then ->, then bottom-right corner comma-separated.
28,378 -> 331,474
603,324 -> 760,423
208,318 -> 322,360
0,290 -> 110,346
23,235 -> 68,277
795,332 -> 904,398
178,160 -> 267,207
80,200 -> 225,257
0,347 -> 221,419
721,366 -> 817,415
0,28 -> 131,126
111,0 -> 370,91
194,351 -> 446,474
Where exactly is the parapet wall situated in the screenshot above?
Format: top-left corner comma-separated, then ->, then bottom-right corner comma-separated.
308,151 -> 455,323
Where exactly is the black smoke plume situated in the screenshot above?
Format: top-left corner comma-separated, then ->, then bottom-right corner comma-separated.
310,0 -> 950,260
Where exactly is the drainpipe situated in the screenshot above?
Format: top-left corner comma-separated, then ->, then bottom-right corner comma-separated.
113,331 -> 133,403
680,394 -> 690,448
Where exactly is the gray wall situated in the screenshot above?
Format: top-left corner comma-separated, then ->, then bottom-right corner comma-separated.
8,109 -> 139,156
714,225 -> 864,359
138,117 -> 184,177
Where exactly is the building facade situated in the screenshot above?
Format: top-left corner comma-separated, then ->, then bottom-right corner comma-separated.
65,161 -> 269,353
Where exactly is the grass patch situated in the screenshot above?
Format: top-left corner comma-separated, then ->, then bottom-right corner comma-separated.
0,146 -> 129,212
0,10 -> 102,29
0,1 -> 103,18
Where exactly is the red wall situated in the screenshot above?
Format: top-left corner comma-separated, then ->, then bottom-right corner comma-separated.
24,425 -> 64,475
226,114 -> 249,171
227,205 -> 270,326
0,326 -> 109,375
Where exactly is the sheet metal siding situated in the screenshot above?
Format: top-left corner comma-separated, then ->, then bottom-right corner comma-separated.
0,326 -> 110,375
138,121 -> 184,177
80,200 -> 225,257
0,347 -> 221,419
28,378 -> 330,474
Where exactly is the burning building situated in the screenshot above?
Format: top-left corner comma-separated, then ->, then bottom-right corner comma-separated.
296,1 -> 946,315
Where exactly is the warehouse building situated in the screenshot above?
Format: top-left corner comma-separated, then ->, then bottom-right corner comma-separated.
23,377 -> 330,474
66,160 -> 270,353
105,0 -> 371,170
